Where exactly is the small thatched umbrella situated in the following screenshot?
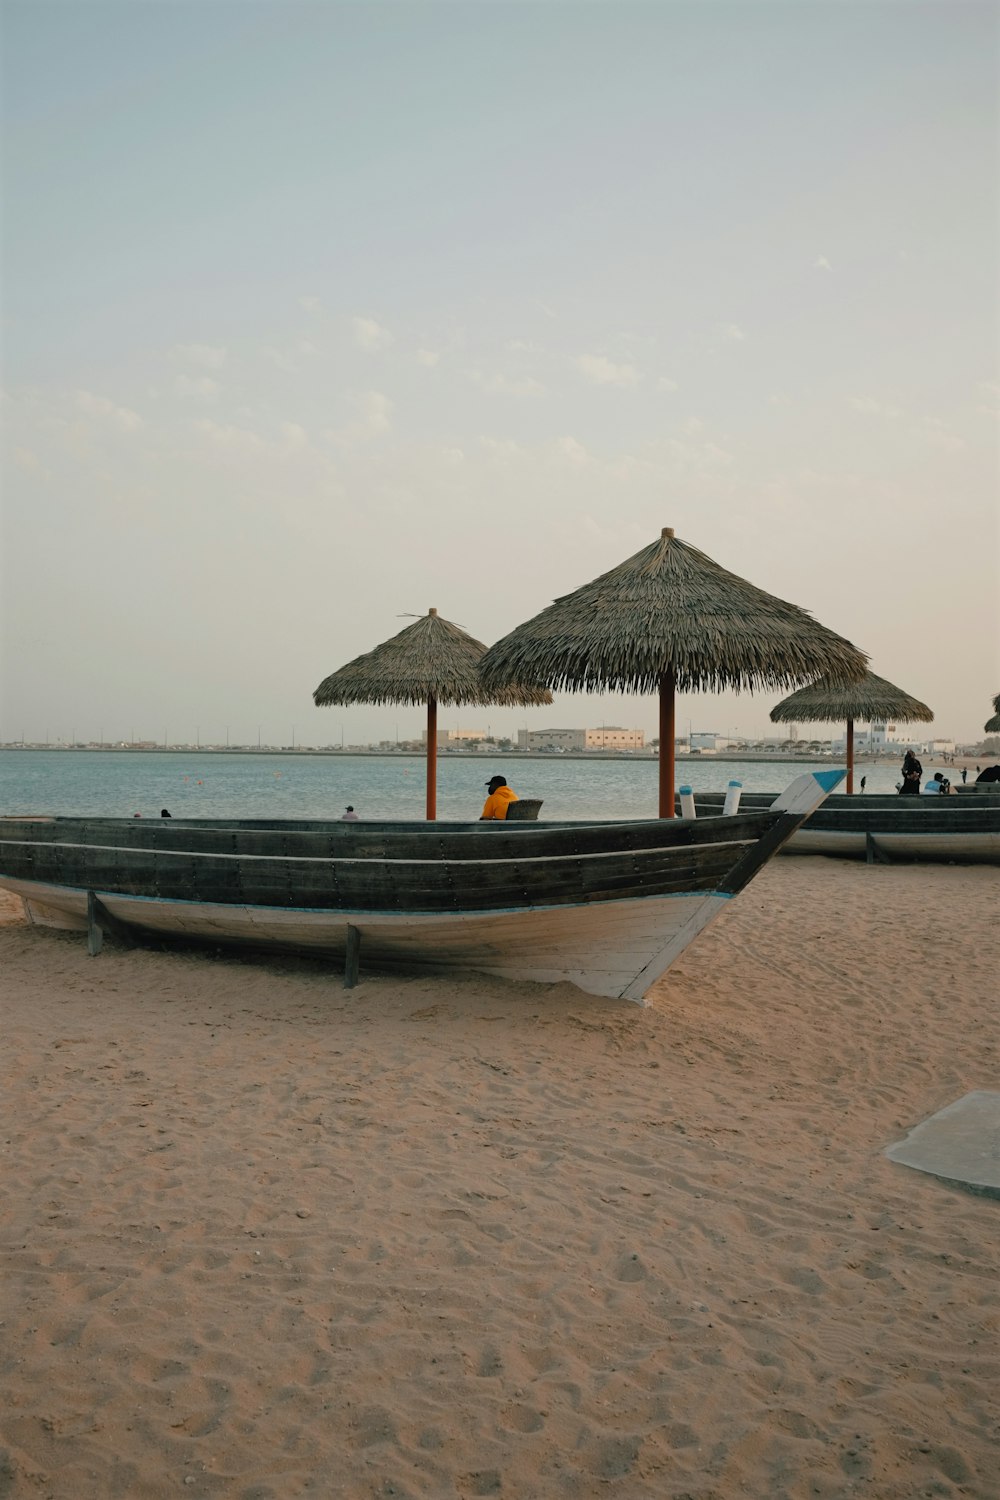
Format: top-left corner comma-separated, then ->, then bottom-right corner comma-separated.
313,609 -> 551,820
985,693 -> 1000,734
770,671 -> 933,794
479,527 -> 868,817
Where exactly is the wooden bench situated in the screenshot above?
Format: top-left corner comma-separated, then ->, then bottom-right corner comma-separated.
504,799 -> 543,822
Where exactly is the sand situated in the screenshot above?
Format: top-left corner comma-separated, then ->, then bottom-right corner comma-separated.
1,858 -> 998,1500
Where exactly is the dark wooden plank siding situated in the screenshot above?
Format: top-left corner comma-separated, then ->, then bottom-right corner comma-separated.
1,812 -> 775,861
0,833 -> 754,914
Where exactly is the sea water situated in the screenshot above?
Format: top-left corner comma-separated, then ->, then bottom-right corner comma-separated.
0,750 -> 910,822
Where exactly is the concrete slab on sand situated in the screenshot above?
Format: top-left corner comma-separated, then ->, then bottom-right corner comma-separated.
886,1091 -> 1000,1199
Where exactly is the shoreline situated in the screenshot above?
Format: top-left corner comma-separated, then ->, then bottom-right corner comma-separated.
0,745 -> 971,767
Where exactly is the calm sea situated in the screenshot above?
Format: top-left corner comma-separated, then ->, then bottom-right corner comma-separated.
0,750 -> 909,822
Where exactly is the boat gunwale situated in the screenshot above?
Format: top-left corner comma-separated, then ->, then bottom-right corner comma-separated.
0,831 -> 759,872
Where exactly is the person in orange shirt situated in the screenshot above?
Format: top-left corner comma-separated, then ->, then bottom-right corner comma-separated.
480,775 -> 519,820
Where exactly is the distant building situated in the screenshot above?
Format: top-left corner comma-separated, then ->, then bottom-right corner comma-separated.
855,724 -> 944,752
517,727 -> 644,752
421,729 -> 487,747
584,727 -> 644,750
517,728 -> 584,751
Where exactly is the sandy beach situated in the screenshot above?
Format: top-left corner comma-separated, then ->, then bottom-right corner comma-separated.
1,858 -> 998,1500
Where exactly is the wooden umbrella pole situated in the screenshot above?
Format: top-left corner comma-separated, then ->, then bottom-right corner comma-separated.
426,696 -> 437,821
846,718 -> 854,796
658,668 -> 676,818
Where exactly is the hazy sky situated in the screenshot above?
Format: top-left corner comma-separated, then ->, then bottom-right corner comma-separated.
2,0 -> 997,748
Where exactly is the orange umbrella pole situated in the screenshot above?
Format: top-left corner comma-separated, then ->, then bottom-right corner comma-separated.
658,669 -> 676,818
846,718 -> 854,796
426,696 -> 437,821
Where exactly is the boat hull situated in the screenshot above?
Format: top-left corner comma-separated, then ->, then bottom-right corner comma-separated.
690,793 -> 1000,864
0,771 -> 844,1002
5,875 -> 732,1002
786,829 -> 1000,863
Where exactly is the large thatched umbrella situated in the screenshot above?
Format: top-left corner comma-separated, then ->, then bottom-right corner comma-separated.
479,527 -> 868,817
770,670 -> 933,794
985,693 -> 1000,734
313,609 -> 551,820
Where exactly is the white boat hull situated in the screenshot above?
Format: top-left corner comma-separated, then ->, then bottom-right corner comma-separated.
7,875 -> 732,1003
785,829 -> 1000,864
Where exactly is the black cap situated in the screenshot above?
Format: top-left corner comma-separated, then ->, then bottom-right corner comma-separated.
345,805 -> 354,811
486,776 -> 507,790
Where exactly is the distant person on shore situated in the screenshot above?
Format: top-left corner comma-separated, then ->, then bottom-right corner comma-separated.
961,767 -> 968,784
859,776 -> 866,793
923,772 -> 950,795
899,749 -> 922,795
481,775 -> 519,820
341,806 -> 360,821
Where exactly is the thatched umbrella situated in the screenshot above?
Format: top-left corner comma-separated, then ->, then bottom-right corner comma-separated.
479,527 -> 868,817
770,670 -> 933,794
985,693 -> 1000,734
313,609 -> 551,820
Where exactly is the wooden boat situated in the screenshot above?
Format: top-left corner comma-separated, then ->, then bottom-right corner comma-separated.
0,770 -> 842,1004
688,790 -> 1000,865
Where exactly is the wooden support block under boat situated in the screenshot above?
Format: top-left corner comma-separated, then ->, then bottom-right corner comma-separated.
865,832 -> 892,865
87,890 -> 102,956
344,924 -> 361,988
87,890 -> 137,952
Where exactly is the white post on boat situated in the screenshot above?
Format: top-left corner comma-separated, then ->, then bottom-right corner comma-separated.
723,779 -> 743,816
679,785 -> 696,819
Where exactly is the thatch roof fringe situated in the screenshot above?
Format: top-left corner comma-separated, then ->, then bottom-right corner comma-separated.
313,610 -> 552,709
770,671 -> 933,725
479,531 -> 868,694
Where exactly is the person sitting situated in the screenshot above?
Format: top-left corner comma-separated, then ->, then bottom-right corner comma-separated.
160,808 -> 172,818
341,805 -> 360,821
922,772 -> 950,795
480,775 -> 519,820
976,765 -> 1000,783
